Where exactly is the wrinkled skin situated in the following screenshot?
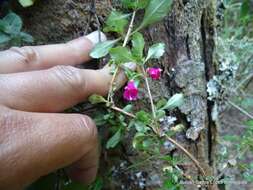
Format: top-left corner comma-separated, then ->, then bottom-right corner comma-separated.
0,31 -> 131,190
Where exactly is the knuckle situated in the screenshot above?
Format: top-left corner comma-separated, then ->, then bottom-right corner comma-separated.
51,65 -> 85,92
9,46 -> 39,65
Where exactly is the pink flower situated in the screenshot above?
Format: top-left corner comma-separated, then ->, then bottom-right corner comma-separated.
147,67 -> 162,80
123,80 -> 138,101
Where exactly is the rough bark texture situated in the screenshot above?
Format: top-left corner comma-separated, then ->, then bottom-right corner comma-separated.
13,0 -> 218,189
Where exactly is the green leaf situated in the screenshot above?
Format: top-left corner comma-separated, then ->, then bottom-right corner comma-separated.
90,39 -> 118,59
160,93 -> 184,111
104,11 -> 130,35
145,43 -> 165,62
88,94 -> 107,104
106,129 -> 122,149
19,32 -> 34,43
0,32 -> 10,44
240,0 -> 250,20
155,110 -> 165,119
134,121 -> 150,133
109,46 -> 134,64
245,120 -> 253,127
136,111 -> 151,125
123,104 -> 133,112
121,0 -> 149,9
2,12 -> 22,34
0,21 -> 6,32
131,32 -> 145,61
19,0 -> 35,7
137,0 -> 173,30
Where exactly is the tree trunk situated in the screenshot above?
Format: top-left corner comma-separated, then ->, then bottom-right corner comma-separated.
15,0 -> 218,189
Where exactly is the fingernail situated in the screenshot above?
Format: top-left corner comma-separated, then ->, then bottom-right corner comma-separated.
86,31 -> 107,46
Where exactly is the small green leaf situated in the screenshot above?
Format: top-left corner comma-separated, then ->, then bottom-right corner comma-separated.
240,0 -> 250,20
110,46 -> 134,64
106,129 -> 121,149
88,94 -> 107,104
137,0 -> 173,30
19,32 -> 34,43
90,39 -> 118,59
121,0 -> 149,9
0,32 -> 10,44
245,120 -> 253,127
132,132 -> 145,149
19,0 -> 35,7
134,121 -> 150,133
131,32 -> 145,61
2,12 -> 22,34
160,93 -> 184,111
123,104 -> 133,112
136,111 -> 151,125
155,110 -> 166,119
145,43 -> 165,62
104,11 -> 130,35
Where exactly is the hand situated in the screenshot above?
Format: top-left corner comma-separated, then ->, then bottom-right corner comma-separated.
0,31 -> 134,189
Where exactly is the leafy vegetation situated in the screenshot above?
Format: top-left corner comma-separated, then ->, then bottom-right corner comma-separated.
0,12 -> 33,46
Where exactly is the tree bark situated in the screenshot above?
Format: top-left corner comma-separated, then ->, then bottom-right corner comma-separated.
15,0 -> 218,189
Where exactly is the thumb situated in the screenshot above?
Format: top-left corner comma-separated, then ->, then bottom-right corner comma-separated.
0,106 -> 99,189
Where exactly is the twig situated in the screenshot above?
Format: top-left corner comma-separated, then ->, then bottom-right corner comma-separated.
228,100 -> 253,119
107,67 -> 119,103
234,73 -> 253,92
111,106 -> 136,118
107,11 -> 137,103
123,11 -> 136,47
141,66 -> 156,118
164,134 -> 207,177
110,104 -> 206,177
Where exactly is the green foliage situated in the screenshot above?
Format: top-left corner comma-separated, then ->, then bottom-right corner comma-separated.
136,0 -> 173,31
0,12 -> 33,46
131,32 -> 145,61
106,129 -> 122,149
90,39 -> 119,59
19,0 -> 36,7
88,94 -> 107,104
145,43 -> 165,62
160,93 -> 184,111
121,0 -> 149,9
109,46 -> 134,64
104,11 -> 130,35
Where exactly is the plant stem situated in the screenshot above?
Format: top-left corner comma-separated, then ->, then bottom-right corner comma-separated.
111,106 -> 136,118
110,106 -> 206,177
123,11 -> 136,47
141,66 -> 156,118
228,100 -> 253,119
107,11 -> 137,103
164,134 -> 207,177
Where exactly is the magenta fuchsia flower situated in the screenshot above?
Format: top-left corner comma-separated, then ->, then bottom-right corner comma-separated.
123,80 -> 138,101
147,67 -> 162,80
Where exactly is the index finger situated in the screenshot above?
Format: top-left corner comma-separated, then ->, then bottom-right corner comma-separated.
0,31 -> 106,74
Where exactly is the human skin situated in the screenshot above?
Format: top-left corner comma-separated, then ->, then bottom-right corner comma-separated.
0,31 -> 133,190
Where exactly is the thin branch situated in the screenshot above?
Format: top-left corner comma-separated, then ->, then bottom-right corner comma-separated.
141,66 -> 156,118
234,73 -> 253,92
228,100 -> 253,119
110,104 -> 206,177
123,11 -> 136,47
164,134 -> 207,177
107,11 -> 137,103
111,106 -> 136,118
